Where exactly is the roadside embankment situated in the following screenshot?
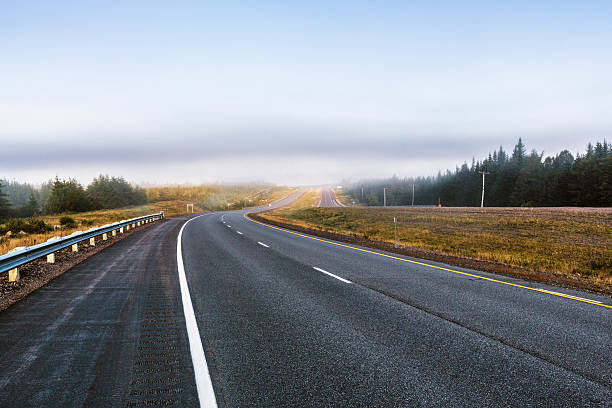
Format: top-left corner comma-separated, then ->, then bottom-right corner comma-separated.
251,206 -> 612,295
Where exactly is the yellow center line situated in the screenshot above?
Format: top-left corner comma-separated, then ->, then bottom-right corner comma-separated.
244,213 -> 610,309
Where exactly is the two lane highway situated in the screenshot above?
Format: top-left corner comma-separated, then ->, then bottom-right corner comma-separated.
0,193 -> 610,407
180,207 -> 611,406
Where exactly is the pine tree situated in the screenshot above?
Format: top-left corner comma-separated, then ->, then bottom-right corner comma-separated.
44,178 -> 90,214
0,181 -> 12,220
22,193 -> 39,217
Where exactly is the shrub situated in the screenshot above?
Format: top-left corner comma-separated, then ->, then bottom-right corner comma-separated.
59,216 -> 77,228
2,218 -> 53,234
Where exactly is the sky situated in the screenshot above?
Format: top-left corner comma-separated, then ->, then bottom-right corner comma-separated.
1,1 -> 611,186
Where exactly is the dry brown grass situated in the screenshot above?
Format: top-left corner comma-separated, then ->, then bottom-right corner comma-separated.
0,186 -> 298,256
147,185 -> 296,210
0,200 -> 201,255
259,206 -> 612,288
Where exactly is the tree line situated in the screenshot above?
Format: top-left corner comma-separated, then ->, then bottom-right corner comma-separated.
347,139 -> 612,207
0,175 -> 147,220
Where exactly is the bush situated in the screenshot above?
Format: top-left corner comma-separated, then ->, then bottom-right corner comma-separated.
59,216 -> 77,228
80,219 -> 94,226
1,218 -> 53,234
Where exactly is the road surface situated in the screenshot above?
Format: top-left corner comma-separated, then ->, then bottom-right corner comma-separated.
0,193 -> 610,407
318,188 -> 345,207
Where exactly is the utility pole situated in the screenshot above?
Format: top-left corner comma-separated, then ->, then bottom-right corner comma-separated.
361,186 -> 364,200
383,187 -> 387,207
479,171 -> 489,208
412,183 -> 415,206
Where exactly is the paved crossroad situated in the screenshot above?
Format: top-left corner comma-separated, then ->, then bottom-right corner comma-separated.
0,193 -> 610,407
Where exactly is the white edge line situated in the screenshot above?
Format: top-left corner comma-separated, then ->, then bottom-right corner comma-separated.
313,267 -> 352,284
177,215 -> 218,408
257,241 -> 269,248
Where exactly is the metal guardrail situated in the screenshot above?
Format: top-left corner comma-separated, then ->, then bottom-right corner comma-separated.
0,212 -> 164,275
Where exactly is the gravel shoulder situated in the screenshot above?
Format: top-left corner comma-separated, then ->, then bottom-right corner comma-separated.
0,219 -> 167,312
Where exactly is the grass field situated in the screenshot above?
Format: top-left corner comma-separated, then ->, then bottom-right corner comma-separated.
0,200 -> 196,255
258,204 -> 612,289
0,186 -> 296,255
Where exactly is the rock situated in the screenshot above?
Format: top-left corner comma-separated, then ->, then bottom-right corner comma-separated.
53,225 -> 61,230
7,246 -> 26,254
18,231 -> 27,236
4,231 -> 11,237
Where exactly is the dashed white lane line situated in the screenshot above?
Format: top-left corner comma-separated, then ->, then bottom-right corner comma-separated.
257,241 -> 269,248
236,231 -> 243,235
177,215 -> 218,408
226,225 -> 231,228
313,267 -> 352,284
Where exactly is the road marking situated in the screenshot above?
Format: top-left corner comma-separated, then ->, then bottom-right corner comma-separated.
257,241 -> 269,248
226,225 -> 231,228
177,215 -> 218,408
313,267 -> 352,283
541,290 -> 602,304
245,214 -> 610,309
236,231 -> 243,235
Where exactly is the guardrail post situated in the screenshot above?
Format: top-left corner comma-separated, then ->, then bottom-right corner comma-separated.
7,247 -> 25,281
0,212 -> 164,278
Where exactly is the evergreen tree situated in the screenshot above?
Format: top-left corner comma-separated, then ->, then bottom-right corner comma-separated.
21,193 -> 40,217
86,175 -> 148,209
0,181 -> 12,220
347,139 -> 611,207
44,178 -> 90,214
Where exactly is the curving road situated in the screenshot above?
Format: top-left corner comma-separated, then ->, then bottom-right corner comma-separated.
0,192 -> 610,407
318,188 -> 345,207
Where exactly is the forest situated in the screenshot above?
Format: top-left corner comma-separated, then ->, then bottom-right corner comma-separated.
348,139 -> 612,207
0,175 -> 147,220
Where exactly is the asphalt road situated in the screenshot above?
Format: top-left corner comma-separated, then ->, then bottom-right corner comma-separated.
0,193 -> 610,407
318,188 -> 345,207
